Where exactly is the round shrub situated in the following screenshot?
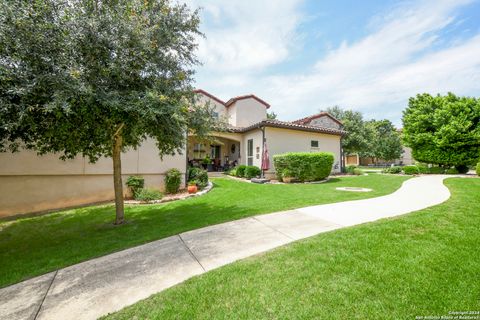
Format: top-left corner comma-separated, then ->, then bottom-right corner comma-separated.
236,165 -> 247,178
477,162 -> 480,176
165,168 -> 182,194
403,165 -> 419,175
228,168 -> 237,176
417,164 -> 429,174
273,152 -> 334,182
244,166 -> 261,179
384,166 -> 402,174
126,176 -> 144,197
445,168 -> 459,174
188,167 -> 208,189
134,188 -> 162,202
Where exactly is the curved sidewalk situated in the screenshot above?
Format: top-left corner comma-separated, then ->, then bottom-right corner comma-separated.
0,175 -> 452,320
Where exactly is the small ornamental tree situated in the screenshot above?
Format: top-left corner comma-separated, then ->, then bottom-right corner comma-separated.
402,93 -> 480,168
0,0 -> 216,224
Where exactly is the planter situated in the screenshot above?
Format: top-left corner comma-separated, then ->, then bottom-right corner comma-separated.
187,185 -> 198,194
283,176 -> 294,183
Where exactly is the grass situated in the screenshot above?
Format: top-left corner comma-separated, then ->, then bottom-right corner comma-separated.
0,174 -> 409,288
103,178 -> 480,320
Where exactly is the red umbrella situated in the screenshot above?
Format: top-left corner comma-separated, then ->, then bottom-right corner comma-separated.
261,141 -> 270,172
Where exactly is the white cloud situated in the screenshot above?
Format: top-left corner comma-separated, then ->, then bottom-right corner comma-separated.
189,0 -> 480,126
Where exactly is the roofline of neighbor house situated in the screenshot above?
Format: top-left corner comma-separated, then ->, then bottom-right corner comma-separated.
194,89 -> 271,109
292,112 -> 343,127
225,119 -> 346,136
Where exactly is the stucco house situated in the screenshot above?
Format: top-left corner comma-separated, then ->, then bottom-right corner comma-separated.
0,89 -> 345,217
189,89 -> 345,178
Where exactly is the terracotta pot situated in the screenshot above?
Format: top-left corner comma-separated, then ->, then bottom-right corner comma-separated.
187,185 -> 198,194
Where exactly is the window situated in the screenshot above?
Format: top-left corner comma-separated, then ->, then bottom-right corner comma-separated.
247,139 -> 253,166
212,112 -> 219,119
311,140 -> 319,148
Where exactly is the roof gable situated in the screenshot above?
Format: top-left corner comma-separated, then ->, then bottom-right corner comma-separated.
225,94 -> 270,109
292,112 -> 343,127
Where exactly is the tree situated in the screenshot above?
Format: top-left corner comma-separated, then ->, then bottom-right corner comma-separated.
323,106 -> 371,155
363,119 -> 403,162
0,0 -> 216,224
402,93 -> 480,168
267,111 -> 277,120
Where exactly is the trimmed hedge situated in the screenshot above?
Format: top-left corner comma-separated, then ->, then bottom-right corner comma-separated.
165,168 -> 182,194
244,166 -> 261,179
445,167 -> 459,174
273,152 -> 334,182
403,165 -> 419,175
428,166 -> 445,174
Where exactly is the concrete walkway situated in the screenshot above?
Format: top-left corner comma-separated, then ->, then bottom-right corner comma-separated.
0,175 -> 452,320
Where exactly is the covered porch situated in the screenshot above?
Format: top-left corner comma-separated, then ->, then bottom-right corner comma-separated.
187,133 -> 242,172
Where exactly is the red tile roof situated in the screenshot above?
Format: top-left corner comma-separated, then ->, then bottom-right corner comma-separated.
227,119 -> 346,136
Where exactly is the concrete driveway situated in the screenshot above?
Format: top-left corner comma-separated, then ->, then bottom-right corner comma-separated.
0,175 -> 452,320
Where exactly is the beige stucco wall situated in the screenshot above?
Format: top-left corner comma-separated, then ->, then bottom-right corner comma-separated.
195,94 -> 227,120
264,127 -> 342,177
228,99 -> 267,127
0,138 -> 186,218
242,129 -> 263,167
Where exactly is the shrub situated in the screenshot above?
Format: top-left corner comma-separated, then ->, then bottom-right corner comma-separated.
273,152 -> 334,182
126,176 -> 144,197
429,166 -> 445,174
384,166 -> 402,174
228,168 -> 237,176
403,165 -> 419,175
188,167 -> 208,188
417,164 -> 429,174
455,164 -> 469,174
236,165 -> 247,178
353,168 -> 363,175
445,167 -> 459,174
134,188 -> 162,202
345,165 -> 356,174
165,168 -> 182,194
244,166 -> 261,179
476,163 -> 480,176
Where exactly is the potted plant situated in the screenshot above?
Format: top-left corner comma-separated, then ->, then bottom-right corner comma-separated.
202,155 -> 211,171
187,181 -> 198,194
282,169 -> 295,183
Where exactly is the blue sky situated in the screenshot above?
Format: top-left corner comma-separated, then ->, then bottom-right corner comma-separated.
185,0 -> 480,126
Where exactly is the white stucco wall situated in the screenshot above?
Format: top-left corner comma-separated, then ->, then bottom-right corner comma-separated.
265,127 -> 342,175
0,138 -> 186,217
228,98 -> 267,127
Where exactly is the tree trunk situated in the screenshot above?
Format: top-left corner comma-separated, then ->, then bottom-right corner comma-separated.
112,131 -> 125,225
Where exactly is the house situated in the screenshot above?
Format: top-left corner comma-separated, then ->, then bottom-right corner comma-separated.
0,89 -> 345,217
189,90 -> 345,179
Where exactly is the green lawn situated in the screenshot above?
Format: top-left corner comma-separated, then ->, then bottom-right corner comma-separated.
0,174 -> 409,288
103,178 -> 480,320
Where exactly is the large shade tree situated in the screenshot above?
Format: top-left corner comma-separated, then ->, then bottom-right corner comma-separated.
0,0 -> 216,224
362,119 -> 403,163
323,106 -> 371,155
402,93 -> 480,169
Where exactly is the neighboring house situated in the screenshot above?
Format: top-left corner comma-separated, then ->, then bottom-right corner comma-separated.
0,89 -> 345,217
189,90 -> 345,179
344,146 -> 414,166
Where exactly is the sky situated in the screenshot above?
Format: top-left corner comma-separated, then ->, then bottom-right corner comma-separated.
184,0 -> 480,126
